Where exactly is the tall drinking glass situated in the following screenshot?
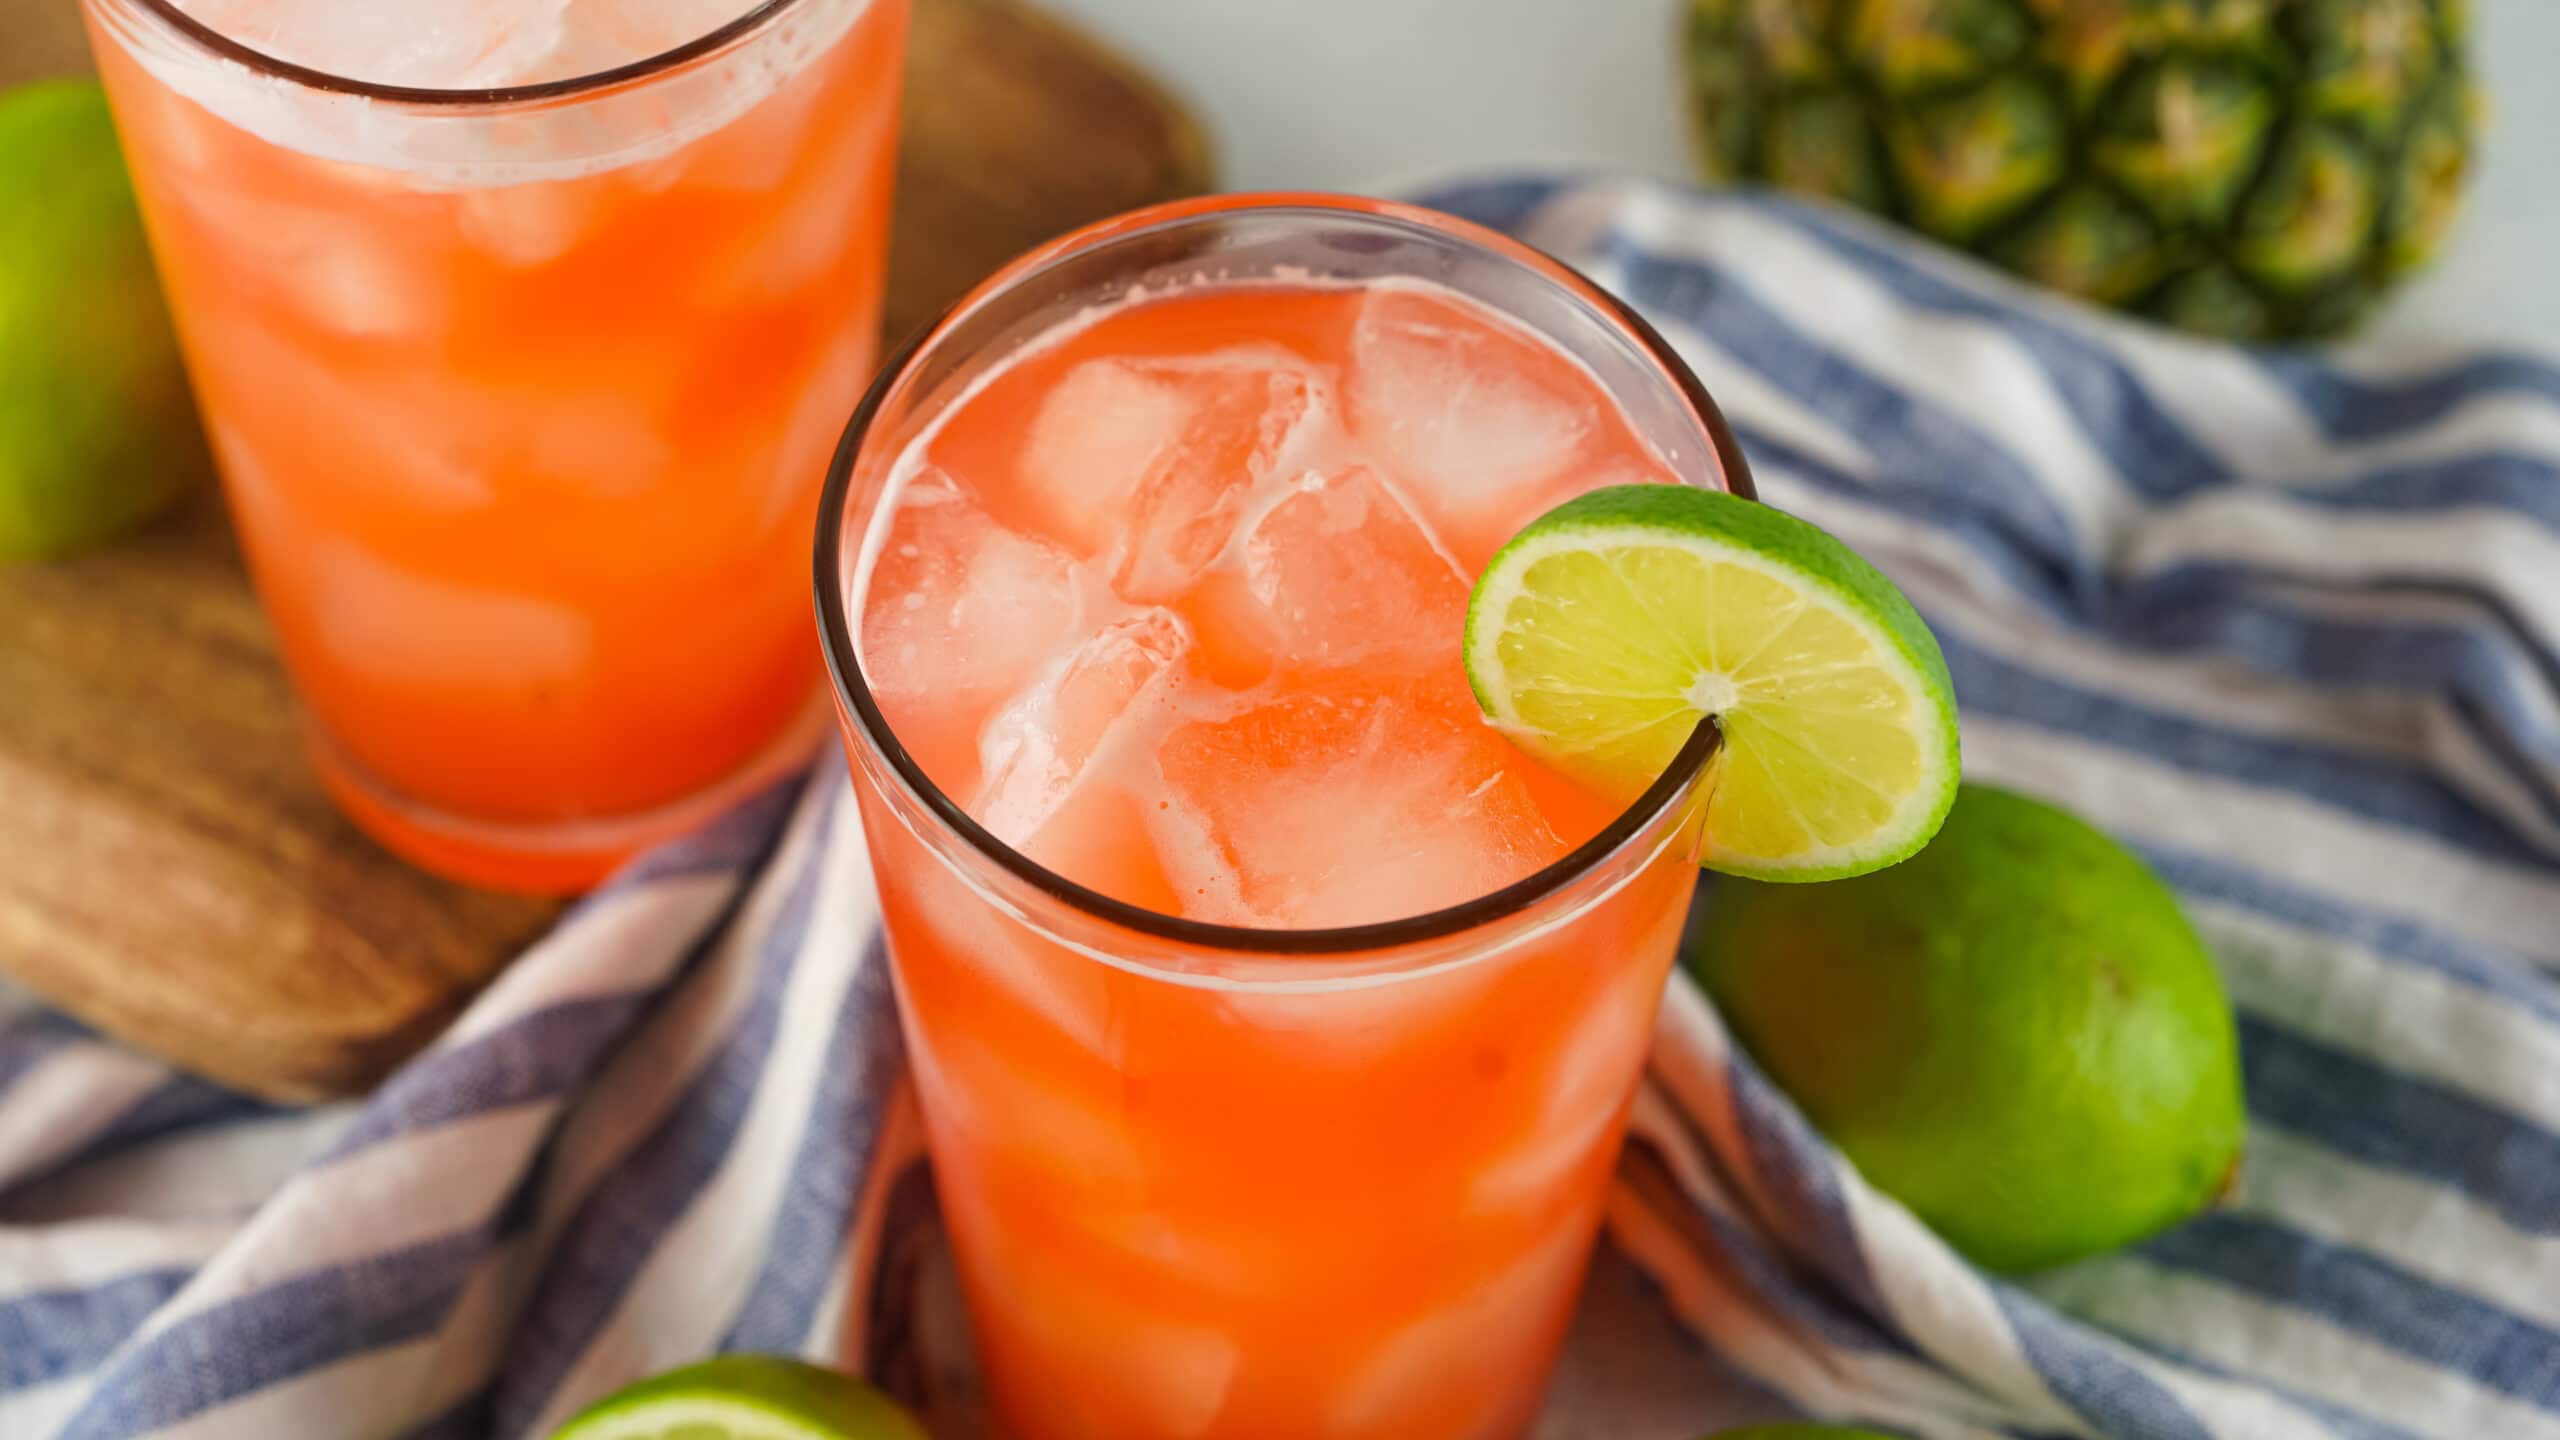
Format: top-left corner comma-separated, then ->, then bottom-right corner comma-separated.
85,0 -> 910,891
818,195 -> 1756,1439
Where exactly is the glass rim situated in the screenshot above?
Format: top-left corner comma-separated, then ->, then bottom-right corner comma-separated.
812,191 -> 1758,957
100,0 -> 823,108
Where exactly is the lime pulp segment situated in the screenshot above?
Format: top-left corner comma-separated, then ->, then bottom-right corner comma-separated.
1464,484 -> 1959,881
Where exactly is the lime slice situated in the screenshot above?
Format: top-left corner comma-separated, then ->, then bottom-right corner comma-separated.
1464,484 -> 1959,882
549,1356 -> 927,1440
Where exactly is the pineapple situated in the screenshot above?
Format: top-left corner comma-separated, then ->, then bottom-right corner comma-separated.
1683,0 -> 2477,340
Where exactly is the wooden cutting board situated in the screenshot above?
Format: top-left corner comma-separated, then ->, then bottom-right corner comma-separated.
0,0 -> 1212,1101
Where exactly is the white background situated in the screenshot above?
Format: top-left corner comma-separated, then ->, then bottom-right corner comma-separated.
1046,0 -> 2560,353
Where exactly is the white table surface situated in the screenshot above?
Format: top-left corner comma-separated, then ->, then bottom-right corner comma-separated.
1047,0 -> 2560,355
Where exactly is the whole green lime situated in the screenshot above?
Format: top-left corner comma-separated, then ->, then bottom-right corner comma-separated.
1707,1426 -> 1904,1440
1687,782 -> 2246,1274
0,77 -> 203,562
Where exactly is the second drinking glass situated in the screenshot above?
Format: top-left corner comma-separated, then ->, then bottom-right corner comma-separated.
818,194 -> 1756,1439
85,0 -> 911,890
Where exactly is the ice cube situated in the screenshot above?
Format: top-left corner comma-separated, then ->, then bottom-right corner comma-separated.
890,854 -> 1121,1066
973,936 -> 1121,1073
456,177 -> 604,268
211,422 -> 590,703
211,334 -> 497,513
1214,960 -> 1499,1071
551,0 -> 768,75
1331,1223 -> 1592,1434
1345,284 -> 1602,560
1150,680 -> 1572,928
303,530 -> 592,697
1466,1015 -> 1643,1217
175,0 -> 573,88
911,1019 -> 1131,1178
224,315 -> 677,513
1079,1319 -> 1237,1440
990,1282 -> 1240,1440
976,609 -> 1192,845
958,1179 -> 1243,1439
755,324 -> 877,536
699,69 -> 900,303
1083,1213 -> 1269,1299
1186,466 -> 1467,682
121,69 -> 227,179
298,228 -> 446,340
1474,910 -> 1680,1217
1017,347 -> 1325,596
172,178 -> 447,340
860,467 -> 1091,795
1469,1112 -> 1621,1225
1582,457 -> 1684,490
1018,357 -> 1191,552
1004,762 -> 1188,916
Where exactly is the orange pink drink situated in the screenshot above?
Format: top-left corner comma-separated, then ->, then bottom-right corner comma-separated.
820,196 -> 1752,1439
85,0 -> 910,890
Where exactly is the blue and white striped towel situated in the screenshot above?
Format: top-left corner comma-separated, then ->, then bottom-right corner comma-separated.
5,173 -> 2558,1440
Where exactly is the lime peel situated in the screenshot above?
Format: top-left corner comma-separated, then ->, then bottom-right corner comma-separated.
1464,484 -> 1960,882
0,78 -> 201,562
548,1355 -> 927,1440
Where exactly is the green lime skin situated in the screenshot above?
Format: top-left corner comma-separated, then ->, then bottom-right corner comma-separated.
550,1355 -> 928,1440
0,77 -> 204,562
1705,1425 -> 1906,1440
1686,782 -> 2246,1273
1699,1414 -> 1904,1424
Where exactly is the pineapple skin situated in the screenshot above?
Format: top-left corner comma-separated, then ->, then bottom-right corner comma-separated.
1684,0 -> 2478,340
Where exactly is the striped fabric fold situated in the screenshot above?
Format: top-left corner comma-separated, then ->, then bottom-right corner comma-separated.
5,175 -> 2556,1440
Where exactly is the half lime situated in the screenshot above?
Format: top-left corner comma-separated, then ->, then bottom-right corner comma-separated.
1465,484 -> 1959,881
549,1356 -> 926,1440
